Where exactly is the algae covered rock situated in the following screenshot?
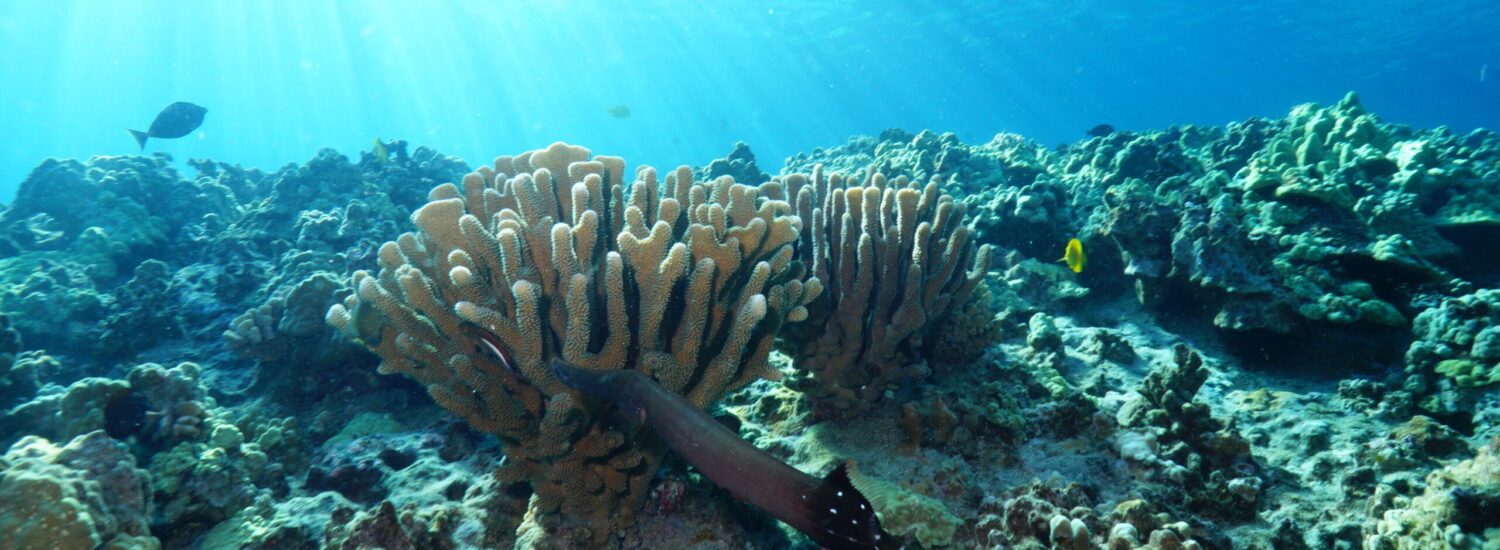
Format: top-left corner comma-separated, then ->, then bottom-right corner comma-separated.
1366,438 -> 1500,550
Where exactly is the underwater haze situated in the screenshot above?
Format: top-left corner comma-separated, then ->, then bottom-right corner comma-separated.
2,0 -> 1497,199
6,1 -> 1500,549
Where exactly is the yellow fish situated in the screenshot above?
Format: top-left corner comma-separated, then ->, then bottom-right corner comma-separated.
606,104 -> 632,119
1059,238 -> 1085,273
372,138 -> 389,163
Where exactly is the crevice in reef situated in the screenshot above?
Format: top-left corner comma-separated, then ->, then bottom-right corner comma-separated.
1217,321 -> 1408,379
1435,223 -> 1500,287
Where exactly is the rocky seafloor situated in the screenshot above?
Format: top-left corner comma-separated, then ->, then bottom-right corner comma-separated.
1,92 -> 1497,550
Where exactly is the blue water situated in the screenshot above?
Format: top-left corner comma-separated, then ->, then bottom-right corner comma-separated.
2,0 -> 1496,201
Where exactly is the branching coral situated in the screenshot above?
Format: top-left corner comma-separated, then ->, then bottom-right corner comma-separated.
777,166 -> 992,414
1116,345 -> 1261,521
326,142 -> 816,544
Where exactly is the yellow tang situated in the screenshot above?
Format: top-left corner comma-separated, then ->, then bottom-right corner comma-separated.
1059,238 -> 1085,273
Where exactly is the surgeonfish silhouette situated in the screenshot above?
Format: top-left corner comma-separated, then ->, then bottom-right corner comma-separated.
103,388 -> 149,439
606,104 -> 632,119
1060,238 -> 1086,273
128,102 -> 207,150
1086,124 -> 1114,138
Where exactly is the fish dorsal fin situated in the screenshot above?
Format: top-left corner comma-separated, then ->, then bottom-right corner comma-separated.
842,461 -> 931,549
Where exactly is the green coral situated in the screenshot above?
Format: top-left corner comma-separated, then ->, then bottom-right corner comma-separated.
148,436 -> 268,527
1433,359 -> 1500,388
6,376 -> 129,443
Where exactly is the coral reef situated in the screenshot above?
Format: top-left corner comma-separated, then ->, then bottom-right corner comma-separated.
922,279 -> 1005,363
1,93 -> 1497,549
960,481 -> 1210,550
696,141 -> 770,186
0,314 -> 34,408
806,94 -> 1500,381
783,129 -> 1021,198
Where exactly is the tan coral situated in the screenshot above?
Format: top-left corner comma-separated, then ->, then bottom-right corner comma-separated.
326,142 -> 815,545
780,166 -> 993,414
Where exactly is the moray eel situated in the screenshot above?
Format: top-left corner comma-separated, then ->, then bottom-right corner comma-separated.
549,359 -> 901,550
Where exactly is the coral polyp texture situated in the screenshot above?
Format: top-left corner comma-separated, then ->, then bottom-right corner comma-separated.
326,142 -> 816,543
779,166 -> 992,414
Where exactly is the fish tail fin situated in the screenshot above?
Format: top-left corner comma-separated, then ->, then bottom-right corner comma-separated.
128,129 -> 148,150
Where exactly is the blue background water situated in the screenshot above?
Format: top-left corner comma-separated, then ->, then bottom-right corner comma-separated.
2,0 -> 1496,201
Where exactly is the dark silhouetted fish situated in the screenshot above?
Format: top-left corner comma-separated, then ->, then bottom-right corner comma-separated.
128,102 -> 207,150
1087,124 -> 1115,138
104,388 -> 149,439
606,104 -> 632,119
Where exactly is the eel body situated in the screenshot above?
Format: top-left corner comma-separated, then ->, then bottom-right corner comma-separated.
549,359 -> 897,550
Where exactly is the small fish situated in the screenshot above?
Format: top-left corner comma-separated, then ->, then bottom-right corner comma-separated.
128,101 -> 207,150
372,138 -> 389,163
1059,238 -> 1086,273
463,322 -> 521,377
606,104 -> 632,119
349,299 -> 384,346
1086,124 -> 1114,138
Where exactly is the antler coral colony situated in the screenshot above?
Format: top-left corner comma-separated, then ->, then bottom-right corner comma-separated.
327,143 -> 817,543
780,166 -> 993,414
